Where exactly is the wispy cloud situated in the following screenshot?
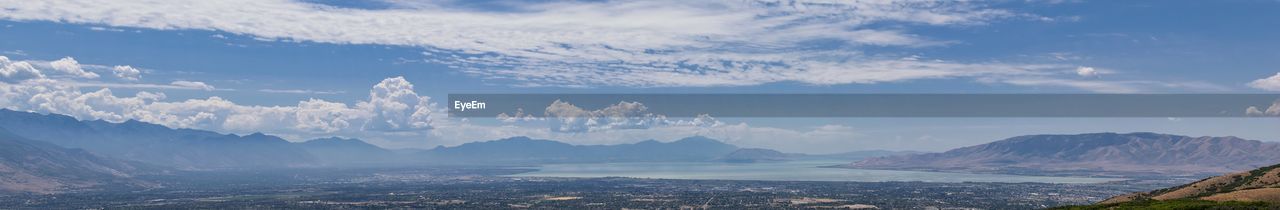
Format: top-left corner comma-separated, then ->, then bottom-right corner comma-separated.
0,0 -> 1085,88
168,80 -> 217,91
259,89 -> 345,94
984,77 -> 1229,93
67,81 -> 224,91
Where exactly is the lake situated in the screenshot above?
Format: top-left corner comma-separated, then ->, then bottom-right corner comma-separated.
508,160 -> 1124,184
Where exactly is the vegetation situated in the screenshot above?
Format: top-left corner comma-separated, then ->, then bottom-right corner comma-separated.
1053,199 -> 1278,210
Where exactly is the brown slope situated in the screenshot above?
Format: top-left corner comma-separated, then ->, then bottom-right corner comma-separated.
1101,163 -> 1280,204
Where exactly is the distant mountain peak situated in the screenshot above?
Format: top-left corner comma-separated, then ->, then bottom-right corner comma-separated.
302,137 -> 366,144
309,136 -> 359,142
673,136 -> 725,144
498,136 -> 535,141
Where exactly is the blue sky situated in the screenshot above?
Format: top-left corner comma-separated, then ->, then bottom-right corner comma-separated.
1,0 -> 1278,152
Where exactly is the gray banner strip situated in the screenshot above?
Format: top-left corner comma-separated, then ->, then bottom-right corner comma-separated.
447,94 -> 1280,118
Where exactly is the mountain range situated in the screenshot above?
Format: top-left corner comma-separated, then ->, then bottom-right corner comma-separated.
0,109 -> 317,169
847,132 -> 1280,177
0,109 -> 829,168
419,136 -> 742,164
9,108 -> 1280,195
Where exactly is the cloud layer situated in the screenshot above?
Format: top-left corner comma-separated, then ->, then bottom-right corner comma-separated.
0,72 -> 435,138
0,0 -> 1097,88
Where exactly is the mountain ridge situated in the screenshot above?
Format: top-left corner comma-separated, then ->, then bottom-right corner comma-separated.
0,109 -> 317,169
846,132 -> 1280,177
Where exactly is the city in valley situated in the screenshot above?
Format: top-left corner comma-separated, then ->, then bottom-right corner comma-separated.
0,167 -> 1177,209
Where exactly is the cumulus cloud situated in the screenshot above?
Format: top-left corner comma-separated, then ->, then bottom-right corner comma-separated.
169,80 -> 216,91
0,76 -> 436,139
1,56 -> 46,82
0,0 -> 1092,88
356,77 -> 434,131
4,56 -> 150,83
1248,73 -> 1280,91
49,57 -> 101,79
1246,100 -> 1280,117
111,65 -> 141,80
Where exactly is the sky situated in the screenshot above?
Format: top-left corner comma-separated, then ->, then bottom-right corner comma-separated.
0,0 -> 1278,153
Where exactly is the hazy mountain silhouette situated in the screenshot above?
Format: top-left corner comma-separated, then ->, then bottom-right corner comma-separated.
296,137 -> 395,166
847,133 -> 1280,177
0,128 -> 157,194
420,136 -> 740,164
719,148 -> 790,163
0,109 -> 316,169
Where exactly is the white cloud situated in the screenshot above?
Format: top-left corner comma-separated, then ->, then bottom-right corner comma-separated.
258,89 -> 344,94
1075,66 -> 1098,77
1247,100 -> 1280,116
1248,72 -> 1280,91
1246,106 -> 1263,116
356,77 -> 434,131
0,76 -> 437,141
0,0 -> 1082,88
49,57 -> 101,79
111,65 -> 141,80
986,77 -> 1228,93
169,80 -> 216,91
1,56 -> 46,82
994,78 -> 1142,93
1272,103 -> 1280,116
4,56 -> 148,83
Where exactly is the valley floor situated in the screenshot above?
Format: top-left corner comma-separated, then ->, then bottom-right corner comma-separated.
0,167 -> 1182,209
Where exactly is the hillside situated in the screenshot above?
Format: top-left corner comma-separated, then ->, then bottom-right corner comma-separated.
1101,163 -> 1280,204
0,128 -> 157,194
1055,163 -> 1280,209
846,133 -> 1280,177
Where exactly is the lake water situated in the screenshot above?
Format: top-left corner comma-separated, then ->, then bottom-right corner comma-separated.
508,160 -> 1124,184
